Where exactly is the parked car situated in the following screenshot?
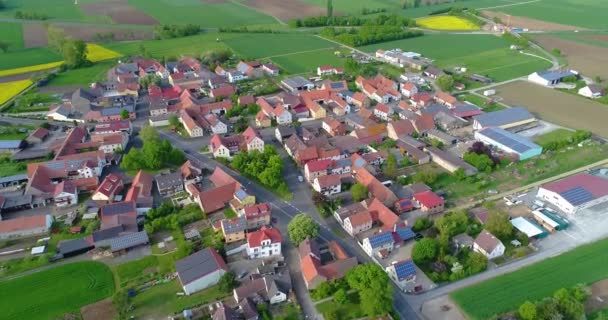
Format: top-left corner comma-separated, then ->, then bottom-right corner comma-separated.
298,176 -> 304,182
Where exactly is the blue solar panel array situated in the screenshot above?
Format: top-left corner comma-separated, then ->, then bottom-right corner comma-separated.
368,231 -> 394,248
395,226 -> 415,241
560,186 -> 595,206
394,260 -> 416,280
478,127 -> 541,154
330,82 -> 344,89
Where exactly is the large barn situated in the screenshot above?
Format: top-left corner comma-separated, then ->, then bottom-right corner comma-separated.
537,173 -> 608,214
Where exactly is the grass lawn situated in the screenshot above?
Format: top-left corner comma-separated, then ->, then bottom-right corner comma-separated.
128,0 -> 276,27
300,0 -> 401,15
497,0 -> 608,30
0,22 -> 24,51
0,47 -> 62,71
316,292 -> 364,319
224,33 -> 337,59
0,161 -> 26,178
0,261 -> 115,320
128,280 -> 229,318
533,128 -> 577,146
104,33 -> 232,59
271,48 -> 345,74
114,256 -> 160,287
0,0 -> 88,21
48,60 -> 115,86
452,238 -> 608,320
456,93 -> 503,111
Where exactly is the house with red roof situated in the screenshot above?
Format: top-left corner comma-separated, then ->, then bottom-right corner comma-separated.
246,226 -> 281,259
0,214 -> 53,240
473,230 -> 505,259
209,127 -> 264,159
313,174 -> 344,196
92,173 -> 123,202
238,95 -> 256,106
374,103 -> 393,121
343,210 -> 373,236
317,65 -> 344,76
537,173 -> 608,214
299,239 -> 357,289
400,82 -> 418,98
413,190 -> 445,214
354,168 -> 398,207
434,91 -> 458,107
209,84 -> 236,99
410,92 -> 433,107
351,92 -> 370,109
125,170 -> 154,210
26,127 -> 50,144
356,75 -> 401,103
322,117 -> 346,137
240,203 -> 271,229
387,119 -> 415,140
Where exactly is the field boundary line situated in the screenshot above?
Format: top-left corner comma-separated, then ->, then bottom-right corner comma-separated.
479,0 -> 541,10
228,0 -> 287,26
475,58 -> 547,74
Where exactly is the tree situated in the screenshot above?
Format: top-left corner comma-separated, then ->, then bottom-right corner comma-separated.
218,272 -> 238,293
383,153 -> 398,179
350,183 -> 368,202
138,74 -> 162,89
412,217 -> 433,232
46,25 -> 68,53
62,39 -> 89,68
454,168 -> 466,181
333,288 -> 348,304
0,41 -> 8,53
485,211 -> 513,240
437,74 -> 454,91
327,0 -> 333,17
140,125 -> 160,142
168,114 -> 180,127
287,214 -> 320,245
463,152 -> 494,172
120,109 -> 129,119
325,309 -> 340,320
346,264 -> 393,316
413,169 -> 438,185
464,251 -> 487,275
412,238 -> 438,264
519,301 -> 537,320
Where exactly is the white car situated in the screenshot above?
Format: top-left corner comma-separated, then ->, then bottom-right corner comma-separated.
298,176 -> 304,182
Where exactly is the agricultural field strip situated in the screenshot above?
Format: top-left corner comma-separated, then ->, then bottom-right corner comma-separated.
259,46 -> 340,60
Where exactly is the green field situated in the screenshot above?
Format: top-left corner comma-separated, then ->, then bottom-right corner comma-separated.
48,60 -> 115,86
223,33 -> 337,59
0,261 -> 115,320
271,48 -> 345,74
496,0 -> 608,30
128,0 -> 276,27
316,292 -> 364,319
0,22 -> 24,51
0,47 -> 62,71
452,238 -> 608,320
104,33 -> 231,58
300,0 -> 401,15
360,34 -> 551,81
0,0 -> 111,23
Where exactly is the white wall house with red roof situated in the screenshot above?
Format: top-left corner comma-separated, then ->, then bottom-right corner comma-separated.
246,226 -> 282,259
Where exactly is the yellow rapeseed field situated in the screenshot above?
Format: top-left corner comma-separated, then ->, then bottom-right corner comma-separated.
0,44 -> 121,78
0,79 -> 34,105
0,61 -> 63,78
416,15 -> 479,31
86,43 -> 122,62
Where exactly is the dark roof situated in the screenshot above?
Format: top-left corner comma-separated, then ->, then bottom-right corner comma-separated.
476,127 -> 541,154
392,259 -> 416,281
101,201 -> 136,217
109,231 -> 149,252
367,231 -> 394,248
175,248 -> 227,285
92,225 -> 124,242
58,237 -> 94,255
534,70 -> 574,81
0,174 -> 28,185
155,171 -> 183,190
473,107 -> 534,128
0,140 -> 24,149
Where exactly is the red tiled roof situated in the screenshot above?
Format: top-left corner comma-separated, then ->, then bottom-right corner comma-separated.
301,255 -> 324,283
376,103 -> 390,114
414,190 -> 445,208
316,174 -> 342,188
94,173 -> 123,198
0,215 -> 49,233
474,230 -> 502,253
30,127 -> 49,139
247,226 -> 281,247
411,113 -> 435,133
198,183 -> 236,213
389,119 -> 415,136
244,203 -> 271,220
209,167 -> 238,188
368,198 -> 399,230
238,95 -> 256,106
347,210 -> 372,227
211,85 -> 235,98
435,91 -> 458,105
306,159 -> 332,173
542,173 -> 608,199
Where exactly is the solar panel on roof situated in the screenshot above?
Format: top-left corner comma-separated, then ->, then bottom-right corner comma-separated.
330,82 -> 343,89
369,232 -> 393,248
479,128 -> 540,154
394,260 -> 416,280
395,227 -> 415,241
561,186 -> 595,206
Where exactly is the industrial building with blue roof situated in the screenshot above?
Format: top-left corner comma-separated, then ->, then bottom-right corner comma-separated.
474,127 -> 543,160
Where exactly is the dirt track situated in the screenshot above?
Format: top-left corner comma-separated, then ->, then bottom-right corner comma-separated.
496,80 -> 608,138
22,23 -> 153,48
532,35 -> 608,80
482,11 -> 583,31
245,0 -> 328,21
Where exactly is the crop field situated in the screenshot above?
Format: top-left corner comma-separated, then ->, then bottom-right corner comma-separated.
496,80 -> 608,138
127,0 -> 276,27
492,0 -> 608,30
104,33 -> 232,59
223,33 -> 337,59
0,22 -> 24,50
416,15 -> 479,31
0,261 -> 115,320
360,34 -> 549,81
0,0 -> 111,23
0,47 -> 62,72
271,48 -> 345,74
86,43 -> 122,62
452,238 -> 608,320
300,0 -> 401,15
399,0 -> 512,18
0,80 -> 33,105
48,61 -> 115,86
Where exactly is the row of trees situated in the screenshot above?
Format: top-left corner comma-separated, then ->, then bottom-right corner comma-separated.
121,126 -> 186,171
231,145 -> 288,195
47,26 -> 90,69
153,24 -> 201,39
290,13 -> 416,28
320,25 -> 423,47
539,130 -> 592,151
15,10 -> 48,20
517,285 -> 588,320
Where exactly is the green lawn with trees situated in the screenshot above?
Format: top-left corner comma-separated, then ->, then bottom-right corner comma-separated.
452,238 -> 608,320
121,126 -> 185,173
0,261 -> 115,320
230,145 -> 290,199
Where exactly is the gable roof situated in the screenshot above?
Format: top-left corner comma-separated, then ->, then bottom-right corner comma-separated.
247,226 -> 281,247
366,231 -> 394,248
542,173 -> 608,205
391,259 -> 416,281
473,107 -> 534,128
474,230 -> 503,253
413,190 -> 445,208
175,248 -> 228,285
389,119 -> 415,136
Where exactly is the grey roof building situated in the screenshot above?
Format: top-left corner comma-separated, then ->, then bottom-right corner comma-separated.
109,231 -> 149,253
0,140 -> 24,151
281,76 -> 314,92
473,107 -> 535,130
155,171 -> 184,196
175,248 -> 228,291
